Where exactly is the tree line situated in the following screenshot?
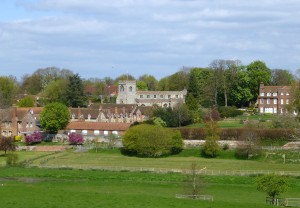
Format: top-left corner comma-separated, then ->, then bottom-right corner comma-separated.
0,60 -> 297,111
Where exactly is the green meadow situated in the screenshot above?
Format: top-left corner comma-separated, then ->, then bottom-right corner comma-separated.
0,148 -> 300,208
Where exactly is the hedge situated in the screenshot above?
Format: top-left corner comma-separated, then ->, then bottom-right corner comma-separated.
176,128 -> 294,141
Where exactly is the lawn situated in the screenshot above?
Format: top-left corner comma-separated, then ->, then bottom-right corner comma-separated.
22,148 -> 300,173
0,167 -> 299,208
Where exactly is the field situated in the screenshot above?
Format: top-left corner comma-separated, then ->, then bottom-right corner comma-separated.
1,167 -> 300,208
1,148 -> 300,208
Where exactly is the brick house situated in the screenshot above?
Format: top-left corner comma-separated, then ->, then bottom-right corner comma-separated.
66,122 -> 130,137
1,104 -> 150,137
257,82 -> 296,114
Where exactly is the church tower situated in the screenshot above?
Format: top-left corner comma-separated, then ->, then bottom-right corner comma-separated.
116,80 -> 137,104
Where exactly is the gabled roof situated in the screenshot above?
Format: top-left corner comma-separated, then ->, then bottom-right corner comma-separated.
66,121 -> 130,131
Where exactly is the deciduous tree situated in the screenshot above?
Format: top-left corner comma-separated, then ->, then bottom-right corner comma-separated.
39,102 -> 70,133
0,136 -> 16,155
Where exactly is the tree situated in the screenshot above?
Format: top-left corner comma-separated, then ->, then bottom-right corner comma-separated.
18,96 -> 35,107
256,174 -> 289,205
183,163 -> 206,198
173,103 -> 192,127
65,74 -> 88,107
0,76 -> 18,108
235,130 -> 261,159
151,107 -> 176,127
201,110 -> 220,158
246,60 -> 271,102
39,102 -> 70,133
122,124 -> 183,157
136,80 -> 148,90
0,136 -> 16,155
68,133 -> 84,145
138,74 -> 158,90
42,79 -> 68,103
25,131 -> 42,145
271,69 -> 295,86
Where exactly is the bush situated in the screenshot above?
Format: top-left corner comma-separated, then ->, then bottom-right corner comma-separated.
122,124 -> 183,157
14,135 -> 22,142
68,133 -> 84,145
218,106 -> 243,118
25,132 -> 42,145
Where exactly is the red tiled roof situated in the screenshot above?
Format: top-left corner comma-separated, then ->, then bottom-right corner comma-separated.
66,121 -> 130,131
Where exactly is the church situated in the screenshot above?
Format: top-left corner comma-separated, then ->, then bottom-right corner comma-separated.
116,80 -> 187,108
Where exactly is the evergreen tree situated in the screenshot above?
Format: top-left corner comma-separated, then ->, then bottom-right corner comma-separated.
65,74 -> 87,107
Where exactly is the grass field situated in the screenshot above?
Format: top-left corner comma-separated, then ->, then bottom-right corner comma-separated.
0,167 -> 299,208
2,148 -> 295,174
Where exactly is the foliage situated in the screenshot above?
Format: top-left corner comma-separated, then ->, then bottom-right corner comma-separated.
136,80 -> 148,90
6,153 -> 19,166
39,102 -> 70,133
157,70 -> 189,91
271,69 -> 295,86
25,131 -> 43,145
14,135 -> 22,142
122,124 -> 183,157
271,115 -> 299,129
256,174 -> 289,204
42,79 -> 68,103
138,74 -> 158,90
68,132 -> 84,145
152,117 -> 167,127
235,130 -> 262,159
246,60 -> 271,102
201,118 -> 220,158
151,107 -> 176,127
183,163 -> 205,198
218,106 -> 243,118
0,136 -> 16,155
18,96 -> 35,107
0,76 -> 18,108
65,74 -> 88,107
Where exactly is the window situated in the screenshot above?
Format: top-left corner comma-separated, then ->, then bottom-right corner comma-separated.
281,92 -> 284,95
70,130 -> 76,133
140,95 -> 143,98
286,99 -> 289,104
274,99 -> 277,104
267,98 -> 270,104
94,130 -> 100,135
104,131 -> 109,136
160,95 -> 164,98
168,95 -> 171,98
281,99 -> 284,104
129,86 -> 133,92
273,92 -> 277,96
260,107 -> 264,113
267,93 -> 271,96
112,131 -> 118,135
281,108 -> 284,114
154,95 -> 157,98
120,85 -> 124,92
274,108 -> 277,114
260,92 -> 265,96
286,92 -> 289,96
260,99 -> 264,104
147,95 -> 150,98
176,95 -> 178,98
82,130 -> 88,135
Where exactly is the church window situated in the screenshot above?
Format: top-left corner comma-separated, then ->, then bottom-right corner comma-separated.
129,86 -> 133,92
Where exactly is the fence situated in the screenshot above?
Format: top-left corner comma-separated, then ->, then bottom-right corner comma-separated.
31,164 -> 300,176
266,197 -> 300,207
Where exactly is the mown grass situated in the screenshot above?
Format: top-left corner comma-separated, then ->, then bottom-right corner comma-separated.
0,167 -> 299,208
21,148 -> 300,172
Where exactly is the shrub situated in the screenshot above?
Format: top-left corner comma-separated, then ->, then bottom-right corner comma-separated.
68,133 -> 84,145
218,106 -> 243,118
14,135 -> 22,142
201,119 -> 220,158
122,124 -> 183,157
0,136 -> 16,155
25,132 -> 42,145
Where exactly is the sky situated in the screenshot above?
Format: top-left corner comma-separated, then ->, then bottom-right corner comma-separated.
1,0 -> 300,80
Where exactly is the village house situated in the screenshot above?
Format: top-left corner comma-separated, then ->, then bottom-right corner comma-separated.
257,82 -> 296,115
0,104 -> 151,138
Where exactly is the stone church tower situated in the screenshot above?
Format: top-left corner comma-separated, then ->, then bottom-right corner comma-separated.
116,80 -> 137,104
